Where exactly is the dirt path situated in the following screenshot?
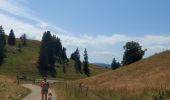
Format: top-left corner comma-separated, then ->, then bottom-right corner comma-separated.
22,84 -> 57,100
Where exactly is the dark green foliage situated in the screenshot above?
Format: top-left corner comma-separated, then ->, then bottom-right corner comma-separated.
61,47 -> 67,73
61,47 -> 67,62
0,26 -> 6,65
71,48 -> 82,73
38,31 -> 56,77
53,35 -> 68,73
20,34 -> 27,46
53,36 -> 62,63
111,58 -> 120,70
0,26 -> 6,46
83,48 -> 90,76
70,52 -> 76,60
122,41 -> 146,66
8,29 -> 16,45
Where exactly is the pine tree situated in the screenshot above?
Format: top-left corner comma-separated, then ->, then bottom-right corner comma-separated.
122,41 -> 146,65
75,48 -> 82,73
20,34 -> 27,46
83,48 -> 90,76
0,26 -> 6,65
38,31 -> 56,77
71,48 -> 82,73
38,31 -> 48,76
46,31 -> 56,77
111,58 -> 120,70
61,47 -> 67,73
8,29 -> 16,45
53,36 -> 62,63
70,52 -> 76,60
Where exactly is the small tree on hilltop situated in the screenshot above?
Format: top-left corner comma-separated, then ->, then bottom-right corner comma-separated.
122,41 -> 146,66
8,29 -> 16,45
83,48 -> 90,76
20,34 -> 27,46
111,58 -> 120,70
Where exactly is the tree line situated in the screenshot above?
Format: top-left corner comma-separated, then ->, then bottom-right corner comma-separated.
0,25 -> 89,77
37,31 -> 90,77
70,48 -> 90,76
0,26 -> 27,65
0,25 -> 147,76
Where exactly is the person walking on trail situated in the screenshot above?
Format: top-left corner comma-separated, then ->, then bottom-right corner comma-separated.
40,77 -> 49,100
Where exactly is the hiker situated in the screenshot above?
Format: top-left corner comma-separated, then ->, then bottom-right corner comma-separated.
40,77 -> 49,100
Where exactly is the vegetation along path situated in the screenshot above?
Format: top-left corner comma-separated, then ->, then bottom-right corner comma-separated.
22,84 -> 57,100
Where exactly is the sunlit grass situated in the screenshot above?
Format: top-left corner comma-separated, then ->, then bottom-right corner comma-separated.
52,50 -> 170,100
0,75 -> 30,100
0,39 -> 109,80
53,82 -> 170,100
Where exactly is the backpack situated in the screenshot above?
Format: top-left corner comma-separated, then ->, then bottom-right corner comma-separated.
42,81 -> 49,91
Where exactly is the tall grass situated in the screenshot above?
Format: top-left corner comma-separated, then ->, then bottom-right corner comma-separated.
0,75 -> 30,100
53,82 -> 170,100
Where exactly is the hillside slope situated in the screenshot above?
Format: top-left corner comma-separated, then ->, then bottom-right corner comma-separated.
72,50 -> 170,99
0,39 -> 109,80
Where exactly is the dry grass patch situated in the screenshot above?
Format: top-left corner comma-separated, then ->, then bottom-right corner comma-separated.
57,50 -> 170,100
0,75 -> 30,100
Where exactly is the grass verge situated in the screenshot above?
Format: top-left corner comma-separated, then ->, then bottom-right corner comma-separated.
0,75 -> 30,100
52,82 -> 170,100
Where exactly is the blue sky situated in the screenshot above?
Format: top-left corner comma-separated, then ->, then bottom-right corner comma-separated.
0,0 -> 170,64
27,0 -> 170,36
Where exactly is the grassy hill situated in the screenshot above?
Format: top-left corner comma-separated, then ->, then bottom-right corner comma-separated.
53,50 -> 170,100
79,50 -> 170,87
0,39 -> 109,80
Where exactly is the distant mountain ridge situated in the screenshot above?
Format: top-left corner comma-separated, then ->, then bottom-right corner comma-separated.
92,63 -> 111,67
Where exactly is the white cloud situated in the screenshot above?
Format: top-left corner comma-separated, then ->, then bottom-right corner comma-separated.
136,35 -> 170,58
59,34 -> 129,48
37,22 -> 50,29
0,0 -> 71,36
0,0 -> 37,21
0,13 -> 44,40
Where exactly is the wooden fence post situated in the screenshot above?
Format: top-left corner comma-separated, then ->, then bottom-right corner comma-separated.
86,86 -> 88,96
16,76 -> 19,84
65,83 -> 67,88
79,83 -> 82,91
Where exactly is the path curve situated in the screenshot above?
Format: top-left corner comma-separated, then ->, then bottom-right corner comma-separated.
22,84 -> 57,100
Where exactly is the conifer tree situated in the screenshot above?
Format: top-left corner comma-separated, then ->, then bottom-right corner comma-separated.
20,34 -> 27,46
61,47 -> 67,73
46,31 -> 56,77
111,58 -> 120,70
83,48 -> 90,76
8,29 -> 16,45
70,52 -> 76,60
38,31 -> 56,77
53,36 -> 62,63
0,26 -> 6,65
71,48 -> 82,73
38,31 -> 48,76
